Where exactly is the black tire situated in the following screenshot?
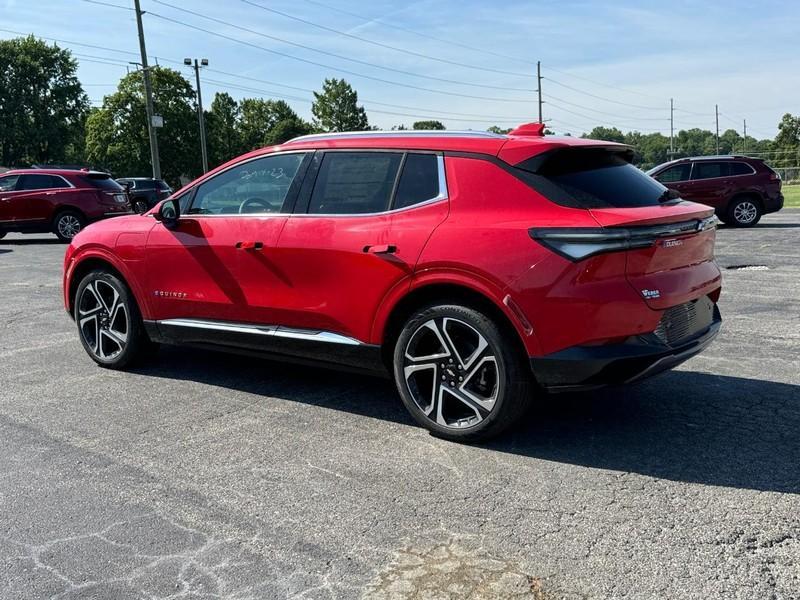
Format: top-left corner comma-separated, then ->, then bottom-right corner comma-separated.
133,198 -> 149,214
53,209 -> 86,242
393,304 -> 532,441
727,196 -> 762,227
0,231 -> 6,239
74,269 -> 155,369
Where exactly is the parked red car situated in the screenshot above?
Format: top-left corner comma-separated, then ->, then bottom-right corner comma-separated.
63,125 -> 722,440
0,169 -> 131,241
647,156 -> 783,227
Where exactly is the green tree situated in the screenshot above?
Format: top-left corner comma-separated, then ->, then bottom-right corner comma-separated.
264,117 -> 313,146
584,126 -> 626,143
412,120 -> 445,130
311,78 -> 369,132
775,113 -> 800,148
487,126 -> 511,134
239,98 -> 302,151
85,67 -> 199,187
206,92 -> 241,168
0,36 -> 89,167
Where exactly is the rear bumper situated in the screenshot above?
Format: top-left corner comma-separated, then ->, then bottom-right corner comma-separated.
530,305 -> 721,391
764,193 -> 784,214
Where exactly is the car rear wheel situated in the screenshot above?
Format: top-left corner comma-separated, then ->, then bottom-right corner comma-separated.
393,304 -> 532,441
74,270 -> 154,368
53,210 -> 86,242
133,198 -> 149,214
728,197 -> 762,227
0,232 -> 5,239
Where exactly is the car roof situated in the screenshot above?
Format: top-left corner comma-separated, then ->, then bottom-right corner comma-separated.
3,168 -> 110,177
171,124 -> 630,197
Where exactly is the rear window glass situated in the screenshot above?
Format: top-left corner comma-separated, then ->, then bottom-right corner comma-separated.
308,152 -> 403,214
83,174 -> 124,191
157,180 -> 171,191
19,174 -> 64,190
519,149 -> 670,209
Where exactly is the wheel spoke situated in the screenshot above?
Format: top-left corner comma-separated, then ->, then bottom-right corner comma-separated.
404,319 -> 450,363
459,356 -> 499,411
436,386 -> 484,427
403,361 -> 441,416
441,317 -> 488,370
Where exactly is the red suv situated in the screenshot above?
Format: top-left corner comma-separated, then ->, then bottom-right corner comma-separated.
0,169 -> 132,241
63,125 -> 722,440
647,156 -> 783,227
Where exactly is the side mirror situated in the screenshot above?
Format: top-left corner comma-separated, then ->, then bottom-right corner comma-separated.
667,188 -> 681,200
155,198 -> 180,228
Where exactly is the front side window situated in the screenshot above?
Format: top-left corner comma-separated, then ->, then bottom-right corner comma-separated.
394,153 -> 441,209
692,162 -> 729,180
0,175 -> 20,191
655,164 -> 690,183
308,152 -> 403,214
190,153 -> 306,215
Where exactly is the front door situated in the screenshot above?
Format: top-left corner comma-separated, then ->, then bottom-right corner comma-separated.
144,152 -> 309,324
269,150 -> 449,343
0,174 -> 21,225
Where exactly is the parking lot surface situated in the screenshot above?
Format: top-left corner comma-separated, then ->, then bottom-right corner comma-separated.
1,211 -> 799,599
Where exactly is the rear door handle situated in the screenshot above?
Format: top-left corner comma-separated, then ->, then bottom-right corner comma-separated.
363,244 -> 397,254
236,241 -> 263,250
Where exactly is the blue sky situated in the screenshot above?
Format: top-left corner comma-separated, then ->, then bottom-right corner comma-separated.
2,0 -> 797,138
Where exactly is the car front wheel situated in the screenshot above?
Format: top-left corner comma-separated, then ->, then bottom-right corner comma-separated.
393,304 -> 532,441
74,270 -> 153,368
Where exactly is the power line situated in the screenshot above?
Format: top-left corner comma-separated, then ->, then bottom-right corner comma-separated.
81,0 -> 133,11
545,77 -> 666,111
298,0 -> 538,68
151,0 -> 535,93
544,65 -> 665,101
144,9 -> 534,103
546,102 -> 668,133
543,93 -> 669,122
237,0 -> 533,79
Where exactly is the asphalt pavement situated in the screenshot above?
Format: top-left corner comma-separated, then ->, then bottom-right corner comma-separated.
1,211 -> 799,599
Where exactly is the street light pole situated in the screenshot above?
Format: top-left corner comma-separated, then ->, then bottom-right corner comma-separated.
186,58 -> 209,174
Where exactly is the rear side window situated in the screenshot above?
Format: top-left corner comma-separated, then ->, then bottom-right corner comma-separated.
156,180 -> 171,191
518,148 -> 670,209
692,162 -> 729,180
655,164 -> 690,183
19,174 -> 65,190
308,152 -> 403,214
730,162 -> 755,176
394,153 -> 441,209
83,174 -> 124,191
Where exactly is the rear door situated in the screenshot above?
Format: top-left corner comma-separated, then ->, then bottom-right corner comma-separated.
270,150 -> 449,342
533,147 -> 721,310
12,174 -> 66,223
684,161 -> 733,210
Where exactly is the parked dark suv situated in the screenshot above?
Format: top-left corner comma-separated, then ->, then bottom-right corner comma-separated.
647,156 -> 783,227
116,177 -> 172,214
0,169 -> 131,241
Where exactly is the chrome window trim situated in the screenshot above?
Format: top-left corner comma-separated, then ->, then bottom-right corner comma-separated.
159,318 -> 362,345
16,173 -> 75,191
180,150 -> 310,218
301,152 -> 448,218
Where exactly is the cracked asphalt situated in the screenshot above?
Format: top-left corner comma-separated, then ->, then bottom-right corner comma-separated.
1,210 -> 799,599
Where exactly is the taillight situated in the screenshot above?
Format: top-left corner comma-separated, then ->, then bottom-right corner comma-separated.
530,216 -> 719,262
769,172 -> 780,181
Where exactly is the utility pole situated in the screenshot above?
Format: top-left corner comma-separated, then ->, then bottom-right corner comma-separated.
133,0 -> 161,180
669,98 -> 674,156
186,58 -> 209,173
715,104 -> 720,155
537,61 -> 543,124
743,119 -> 747,155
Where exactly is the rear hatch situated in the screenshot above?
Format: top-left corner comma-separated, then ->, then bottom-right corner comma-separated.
81,172 -> 130,206
522,146 -> 721,309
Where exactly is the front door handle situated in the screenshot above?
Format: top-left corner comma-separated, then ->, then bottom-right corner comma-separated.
236,241 -> 263,250
363,244 -> 397,254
